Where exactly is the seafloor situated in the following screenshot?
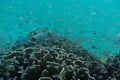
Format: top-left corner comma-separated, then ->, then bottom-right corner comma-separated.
0,30 -> 120,80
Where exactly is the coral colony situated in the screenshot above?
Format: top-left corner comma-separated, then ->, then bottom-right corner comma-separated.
0,30 -> 120,80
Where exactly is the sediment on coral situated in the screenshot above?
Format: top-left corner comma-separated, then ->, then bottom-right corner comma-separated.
11,30 -> 101,62
0,30 -> 120,80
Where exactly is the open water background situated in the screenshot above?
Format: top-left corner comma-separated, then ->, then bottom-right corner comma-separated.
0,0 -> 120,59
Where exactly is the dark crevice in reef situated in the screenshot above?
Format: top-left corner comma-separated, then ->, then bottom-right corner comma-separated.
0,30 -> 120,80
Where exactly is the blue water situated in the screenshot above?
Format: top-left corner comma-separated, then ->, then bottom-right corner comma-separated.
0,0 -> 120,59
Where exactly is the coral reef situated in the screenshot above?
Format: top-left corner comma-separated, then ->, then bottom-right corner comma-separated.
0,30 -> 120,80
106,52 -> 120,80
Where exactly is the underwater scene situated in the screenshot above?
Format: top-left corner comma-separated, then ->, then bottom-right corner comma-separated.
0,0 -> 120,80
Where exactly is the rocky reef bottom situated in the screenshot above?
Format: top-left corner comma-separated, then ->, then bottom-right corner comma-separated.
0,30 -> 120,80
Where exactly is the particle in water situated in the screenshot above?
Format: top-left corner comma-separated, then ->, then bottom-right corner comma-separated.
91,12 -> 96,15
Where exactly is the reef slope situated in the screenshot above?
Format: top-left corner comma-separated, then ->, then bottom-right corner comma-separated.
0,30 -> 119,80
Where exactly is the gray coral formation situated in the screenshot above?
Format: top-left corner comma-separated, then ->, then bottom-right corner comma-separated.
0,47 -> 104,80
106,52 -> 120,80
0,30 -> 120,80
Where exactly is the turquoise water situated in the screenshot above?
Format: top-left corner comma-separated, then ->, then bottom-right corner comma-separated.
0,0 -> 120,58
